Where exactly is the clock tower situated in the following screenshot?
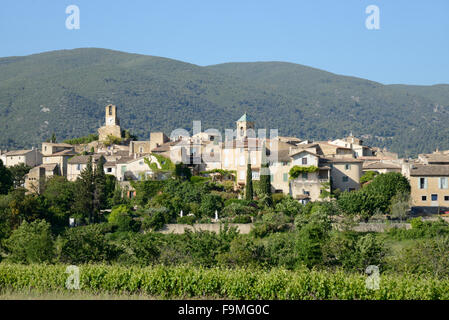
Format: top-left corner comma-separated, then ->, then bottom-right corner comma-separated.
105,104 -> 119,126
98,104 -> 122,142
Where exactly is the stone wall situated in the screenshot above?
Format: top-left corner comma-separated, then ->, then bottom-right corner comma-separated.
159,223 -> 254,234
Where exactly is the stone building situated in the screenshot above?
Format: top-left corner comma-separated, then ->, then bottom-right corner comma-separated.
98,104 -> 121,142
3,149 -> 42,168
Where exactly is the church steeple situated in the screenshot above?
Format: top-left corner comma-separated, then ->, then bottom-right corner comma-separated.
236,113 -> 255,139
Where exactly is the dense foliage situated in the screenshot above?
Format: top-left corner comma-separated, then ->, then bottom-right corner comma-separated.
2,264 -> 449,299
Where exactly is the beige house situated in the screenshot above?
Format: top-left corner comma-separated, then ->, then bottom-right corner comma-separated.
409,164 -> 449,210
41,142 -> 74,156
24,167 -> 46,194
4,149 -> 42,168
129,132 -> 170,156
43,149 -> 77,177
67,155 -> 104,181
326,158 -> 363,192
24,163 -> 59,194
116,155 -> 163,181
363,161 -> 402,174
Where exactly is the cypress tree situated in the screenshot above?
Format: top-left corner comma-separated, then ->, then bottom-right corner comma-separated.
245,155 -> 253,201
260,141 -> 273,206
93,155 -> 107,222
0,159 -> 13,195
74,156 -> 95,224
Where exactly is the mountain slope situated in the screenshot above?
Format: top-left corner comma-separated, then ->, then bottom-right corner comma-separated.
0,48 -> 448,157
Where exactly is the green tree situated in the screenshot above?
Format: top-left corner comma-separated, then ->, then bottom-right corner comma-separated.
0,160 -> 13,195
93,155 -> 107,217
42,176 -> 76,232
8,163 -> 31,188
245,159 -> 253,201
58,224 -> 118,264
360,171 -> 379,184
5,219 -> 55,264
199,194 -> 223,217
73,157 -> 95,224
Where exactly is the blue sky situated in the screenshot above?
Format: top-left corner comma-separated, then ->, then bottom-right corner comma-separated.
0,0 -> 448,85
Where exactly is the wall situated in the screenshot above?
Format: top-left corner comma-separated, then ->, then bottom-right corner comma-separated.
159,223 -> 253,234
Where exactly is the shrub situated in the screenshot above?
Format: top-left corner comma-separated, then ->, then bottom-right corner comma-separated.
177,215 -> 196,225
58,224 -> 118,264
107,205 -> 140,232
142,207 -> 170,231
252,211 -> 292,238
4,219 -> 55,264
232,214 -> 252,223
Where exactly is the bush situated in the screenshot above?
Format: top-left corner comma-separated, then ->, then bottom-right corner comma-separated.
177,215 -> 196,225
232,214 -> 252,223
4,220 -> 55,264
275,196 -> 303,217
58,224 -> 118,264
222,201 -> 256,217
115,233 -> 161,266
142,207 -> 170,231
386,237 -> 449,278
107,205 -> 140,232
252,211 -> 292,238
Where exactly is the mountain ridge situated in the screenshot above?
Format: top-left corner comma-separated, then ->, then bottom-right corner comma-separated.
0,48 -> 448,157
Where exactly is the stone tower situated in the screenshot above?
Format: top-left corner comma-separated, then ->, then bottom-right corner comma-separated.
98,104 -> 121,142
105,104 -> 120,126
236,113 -> 255,139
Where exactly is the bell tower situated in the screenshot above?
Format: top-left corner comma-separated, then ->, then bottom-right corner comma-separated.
105,104 -> 119,126
236,113 -> 255,139
98,104 -> 121,142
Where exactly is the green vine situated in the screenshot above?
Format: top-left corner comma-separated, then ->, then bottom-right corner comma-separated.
144,153 -> 175,172
289,165 -> 318,179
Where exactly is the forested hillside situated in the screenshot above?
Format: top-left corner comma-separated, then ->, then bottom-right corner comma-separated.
0,48 -> 448,157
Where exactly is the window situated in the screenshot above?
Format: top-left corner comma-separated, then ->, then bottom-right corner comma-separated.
302,172 -> 308,180
342,176 -> 349,182
283,173 -> 288,182
139,147 -> 143,153
445,196 -> 449,201
107,168 -> 112,173
76,164 -> 81,171
302,157 -> 308,165
419,178 -> 427,189
345,164 -> 350,170
431,194 -> 438,201
422,196 -> 427,201
440,177 -> 448,189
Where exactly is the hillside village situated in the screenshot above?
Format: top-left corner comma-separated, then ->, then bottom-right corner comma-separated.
1,104 -> 448,215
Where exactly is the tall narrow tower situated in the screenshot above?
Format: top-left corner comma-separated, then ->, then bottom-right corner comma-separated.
105,104 -> 120,126
236,113 -> 255,139
98,104 -> 121,142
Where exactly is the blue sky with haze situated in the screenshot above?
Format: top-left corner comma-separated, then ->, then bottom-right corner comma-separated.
0,0 -> 448,85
